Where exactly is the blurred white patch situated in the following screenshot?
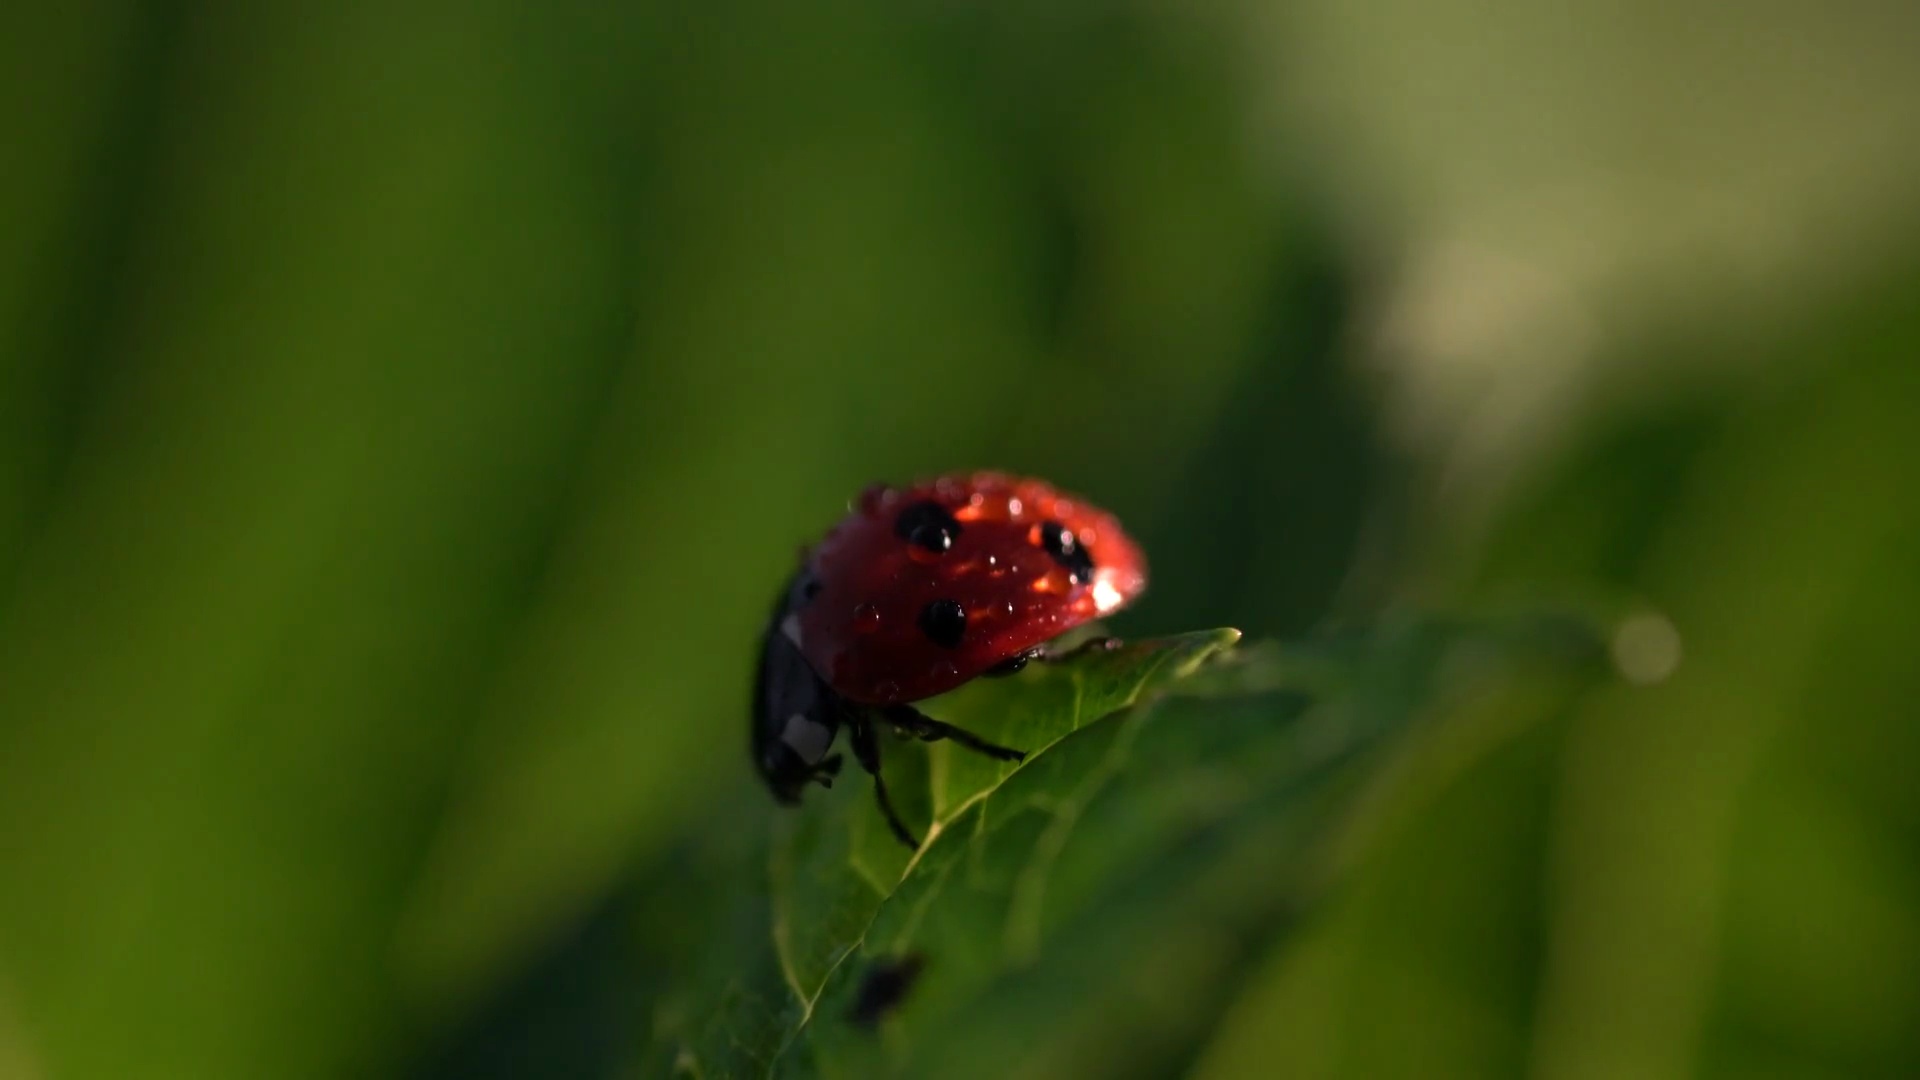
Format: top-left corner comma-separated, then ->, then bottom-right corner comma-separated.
1611,612 -> 1683,685
1238,0 -> 1920,544
781,713 -> 834,764
1091,577 -> 1124,614
1367,235 -> 1600,508
780,613 -> 803,647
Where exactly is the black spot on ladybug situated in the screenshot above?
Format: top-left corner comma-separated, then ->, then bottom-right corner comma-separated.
918,598 -> 967,649
848,953 -> 927,1030
894,500 -> 962,554
1038,520 -> 1096,585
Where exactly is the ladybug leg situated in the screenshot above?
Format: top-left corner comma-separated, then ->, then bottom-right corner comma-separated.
849,711 -> 918,849
880,704 -> 1026,764
809,753 -> 844,789
982,638 -> 1121,679
981,646 -> 1045,678
1035,636 -> 1122,664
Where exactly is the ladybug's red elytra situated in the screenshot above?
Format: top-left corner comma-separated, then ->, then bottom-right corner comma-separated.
752,471 -> 1148,848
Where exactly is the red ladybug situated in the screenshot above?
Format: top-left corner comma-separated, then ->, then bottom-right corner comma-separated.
752,471 -> 1149,847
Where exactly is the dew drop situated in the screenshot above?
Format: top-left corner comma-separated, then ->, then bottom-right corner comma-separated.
853,603 -> 883,633
873,680 -> 900,702
1612,612 -> 1682,685
918,598 -> 967,649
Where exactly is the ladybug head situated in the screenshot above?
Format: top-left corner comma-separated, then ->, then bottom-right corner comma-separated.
753,571 -> 846,805
754,707 -> 843,805
758,741 -> 805,803
757,737 -> 823,805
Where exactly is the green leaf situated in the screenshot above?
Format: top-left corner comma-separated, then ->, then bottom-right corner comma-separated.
761,631 -> 1242,1040
650,617 -> 1604,1079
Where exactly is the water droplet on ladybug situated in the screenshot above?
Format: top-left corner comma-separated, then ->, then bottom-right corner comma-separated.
932,661 -> 958,680
854,603 -> 883,633
874,680 -> 900,701
918,598 -> 967,649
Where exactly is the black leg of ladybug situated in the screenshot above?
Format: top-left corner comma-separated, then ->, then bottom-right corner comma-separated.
880,704 -> 1026,763
1037,636 -> 1122,664
810,753 -> 844,789
982,646 -> 1045,678
849,711 -> 917,849
982,639 -> 1119,679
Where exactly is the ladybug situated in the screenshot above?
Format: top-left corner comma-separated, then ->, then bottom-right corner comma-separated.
752,471 -> 1148,848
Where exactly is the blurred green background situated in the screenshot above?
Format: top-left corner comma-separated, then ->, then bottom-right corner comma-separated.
3,1 -> 1918,1077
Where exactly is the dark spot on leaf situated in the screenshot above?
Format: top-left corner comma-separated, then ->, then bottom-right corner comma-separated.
918,599 -> 967,648
894,501 -> 961,554
1038,520 -> 1096,585
848,953 -> 927,1029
